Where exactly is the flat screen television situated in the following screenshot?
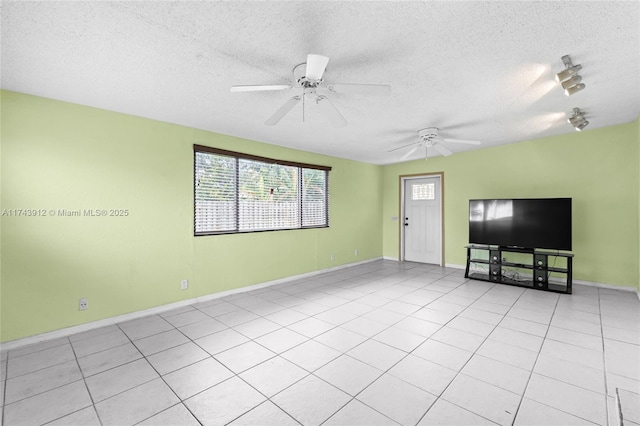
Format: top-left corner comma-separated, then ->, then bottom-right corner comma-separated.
469,198 -> 572,251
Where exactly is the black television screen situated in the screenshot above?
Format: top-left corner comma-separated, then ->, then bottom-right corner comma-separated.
469,198 -> 572,251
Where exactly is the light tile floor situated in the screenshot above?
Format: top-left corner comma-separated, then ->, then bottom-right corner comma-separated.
1,260 -> 639,426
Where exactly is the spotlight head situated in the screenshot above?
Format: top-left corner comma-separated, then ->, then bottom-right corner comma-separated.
561,75 -> 583,90
568,114 -> 584,125
564,83 -> 586,96
576,120 -> 589,131
556,65 -> 583,82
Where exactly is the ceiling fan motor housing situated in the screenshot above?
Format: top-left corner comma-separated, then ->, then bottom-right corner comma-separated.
418,127 -> 439,140
293,63 -> 323,88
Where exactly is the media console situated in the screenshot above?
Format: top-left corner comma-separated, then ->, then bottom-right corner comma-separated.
464,245 -> 574,294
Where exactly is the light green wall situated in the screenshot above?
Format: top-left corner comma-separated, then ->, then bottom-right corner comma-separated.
383,119 -> 640,289
0,90 -> 383,342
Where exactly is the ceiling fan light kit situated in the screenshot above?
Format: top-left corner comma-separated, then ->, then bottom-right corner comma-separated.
304,54 -> 330,81
230,54 -> 390,127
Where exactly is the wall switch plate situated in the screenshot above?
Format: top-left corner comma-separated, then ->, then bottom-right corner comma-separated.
354,249 -> 359,256
181,279 -> 188,290
330,254 -> 335,261
79,298 -> 88,311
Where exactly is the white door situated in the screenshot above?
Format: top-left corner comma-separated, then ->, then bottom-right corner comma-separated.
403,176 -> 442,264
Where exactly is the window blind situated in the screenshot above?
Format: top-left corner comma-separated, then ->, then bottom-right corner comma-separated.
194,145 -> 330,235
301,168 -> 328,227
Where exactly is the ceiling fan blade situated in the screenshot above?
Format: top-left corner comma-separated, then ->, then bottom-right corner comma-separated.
327,83 -> 391,96
306,54 -> 329,80
388,141 -> 417,153
442,138 -> 481,145
400,145 -> 419,160
315,96 -> 347,127
264,96 -> 301,126
230,84 -> 291,92
432,143 -> 453,157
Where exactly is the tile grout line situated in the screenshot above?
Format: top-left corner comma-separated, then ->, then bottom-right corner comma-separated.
507,290 -> 561,426
68,339 -> 104,426
599,287 -> 613,426
1,360 -> 6,426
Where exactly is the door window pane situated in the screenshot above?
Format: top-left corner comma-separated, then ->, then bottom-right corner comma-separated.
412,183 -> 435,200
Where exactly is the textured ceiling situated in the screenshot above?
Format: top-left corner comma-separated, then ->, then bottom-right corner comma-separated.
2,1 -> 639,164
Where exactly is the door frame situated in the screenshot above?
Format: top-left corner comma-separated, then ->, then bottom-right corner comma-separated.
399,172 -> 445,266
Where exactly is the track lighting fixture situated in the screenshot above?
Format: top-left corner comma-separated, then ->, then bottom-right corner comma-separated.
567,107 -> 589,131
556,55 -> 585,96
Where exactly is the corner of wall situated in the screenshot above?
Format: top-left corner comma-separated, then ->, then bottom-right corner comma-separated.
637,114 -> 640,292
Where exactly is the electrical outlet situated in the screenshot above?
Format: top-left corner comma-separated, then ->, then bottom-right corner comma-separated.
354,249 -> 359,256
79,298 -> 88,311
181,279 -> 188,290
330,254 -> 335,261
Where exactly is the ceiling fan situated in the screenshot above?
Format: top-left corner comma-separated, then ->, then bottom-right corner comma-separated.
231,54 -> 390,127
389,127 -> 481,160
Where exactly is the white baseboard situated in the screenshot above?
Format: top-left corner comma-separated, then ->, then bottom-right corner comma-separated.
445,263 -> 465,270
383,258 -> 466,271
573,279 -> 640,300
572,278 -> 636,291
1,257 -> 382,352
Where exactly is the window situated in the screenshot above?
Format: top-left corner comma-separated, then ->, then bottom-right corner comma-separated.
412,183 -> 435,200
194,145 -> 330,235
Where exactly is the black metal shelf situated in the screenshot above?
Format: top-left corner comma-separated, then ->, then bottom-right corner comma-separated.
465,245 -> 574,294
468,258 -> 490,265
